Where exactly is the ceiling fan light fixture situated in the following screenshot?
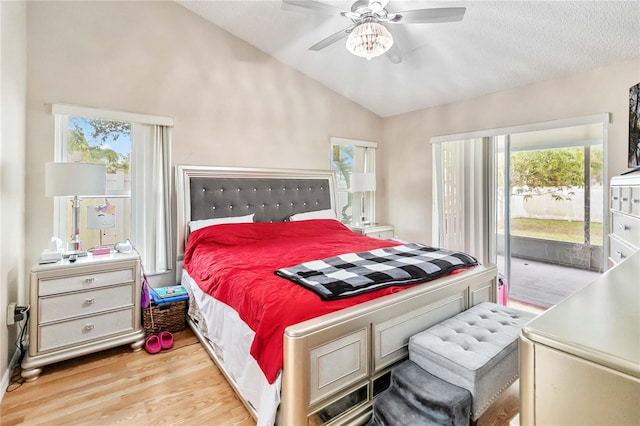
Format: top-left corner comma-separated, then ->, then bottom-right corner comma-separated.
345,21 -> 393,60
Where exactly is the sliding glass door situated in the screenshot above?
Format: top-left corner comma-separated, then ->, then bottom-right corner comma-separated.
433,115 -> 608,310
499,124 -> 604,309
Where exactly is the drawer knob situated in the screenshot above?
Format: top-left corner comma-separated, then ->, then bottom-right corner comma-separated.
622,197 -> 629,202
85,298 -> 96,305
612,196 -> 619,200
632,199 -> 639,204
618,224 -> 630,231
85,277 -> 95,284
85,324 -> 95,331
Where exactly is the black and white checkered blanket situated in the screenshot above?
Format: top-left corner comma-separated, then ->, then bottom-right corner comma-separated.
275,243 -> 479,300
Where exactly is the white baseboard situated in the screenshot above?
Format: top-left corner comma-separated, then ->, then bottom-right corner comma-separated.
0,347 -> 22,403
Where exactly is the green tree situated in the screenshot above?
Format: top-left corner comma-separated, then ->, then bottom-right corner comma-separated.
69,123 -> 91,160
511,147 -> 598,201
86,119 -> 131,144
68,118 -> 130,173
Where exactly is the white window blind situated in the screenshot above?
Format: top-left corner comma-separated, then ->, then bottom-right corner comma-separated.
432,137 -> 496,264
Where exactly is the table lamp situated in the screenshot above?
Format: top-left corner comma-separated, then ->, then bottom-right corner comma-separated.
350,172 -> 376,226
45,162 -> 106,257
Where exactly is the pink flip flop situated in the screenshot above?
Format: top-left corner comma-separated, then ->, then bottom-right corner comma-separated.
159,331 -> 174,350
145,335 -> 161,354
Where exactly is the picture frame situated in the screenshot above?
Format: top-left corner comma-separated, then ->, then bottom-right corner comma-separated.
629,82 -> 640,168
87,204 -> 116,229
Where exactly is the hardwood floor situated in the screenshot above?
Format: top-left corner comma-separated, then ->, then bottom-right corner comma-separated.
1,329 -> 518,425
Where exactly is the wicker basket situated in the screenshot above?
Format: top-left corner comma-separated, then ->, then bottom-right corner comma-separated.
143,299 -> 187,337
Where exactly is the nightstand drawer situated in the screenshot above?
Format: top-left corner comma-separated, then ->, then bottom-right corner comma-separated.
367,229 -> 394,239
611,211 -> 640,248
363,225 -> 395,239
39,308 -> 135,352
39,268 -> 134,296
39,284 -> 134,323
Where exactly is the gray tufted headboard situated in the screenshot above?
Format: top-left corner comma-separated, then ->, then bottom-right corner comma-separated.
176,165 -> 337,259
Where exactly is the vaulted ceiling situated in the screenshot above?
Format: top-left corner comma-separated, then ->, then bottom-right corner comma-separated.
178,1 -> 640,117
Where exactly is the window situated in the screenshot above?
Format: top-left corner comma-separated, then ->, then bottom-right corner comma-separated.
53,104 -> 173,275
57,115 -> 131,249
329,137 -> 377,225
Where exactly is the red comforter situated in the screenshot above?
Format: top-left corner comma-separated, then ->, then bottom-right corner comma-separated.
183,219 -> 419,384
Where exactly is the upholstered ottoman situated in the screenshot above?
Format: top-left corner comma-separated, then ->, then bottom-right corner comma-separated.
409,302 -> 537,420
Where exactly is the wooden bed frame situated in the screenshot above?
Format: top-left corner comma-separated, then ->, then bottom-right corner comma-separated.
176,165 -> 497,425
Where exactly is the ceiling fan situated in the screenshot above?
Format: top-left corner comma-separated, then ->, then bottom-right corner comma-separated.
282,0 -> 466,62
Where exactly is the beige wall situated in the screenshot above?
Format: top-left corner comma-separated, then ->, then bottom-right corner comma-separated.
17,0 -> 640,388
382,58 -> 640,244
25,1 -> 382,273
1,0 -> 27,398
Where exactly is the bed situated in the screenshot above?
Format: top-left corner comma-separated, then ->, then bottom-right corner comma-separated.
176,165 -> 498,425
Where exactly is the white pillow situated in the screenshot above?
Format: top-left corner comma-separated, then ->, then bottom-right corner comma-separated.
289,209 -> 337,221
188,213 -> 255,232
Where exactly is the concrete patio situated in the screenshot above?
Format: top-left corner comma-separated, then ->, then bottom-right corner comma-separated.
501,256 -> 603,309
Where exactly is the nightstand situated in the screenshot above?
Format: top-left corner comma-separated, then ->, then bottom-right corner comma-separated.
350,224 -> 395,239
21,252 -> 145,382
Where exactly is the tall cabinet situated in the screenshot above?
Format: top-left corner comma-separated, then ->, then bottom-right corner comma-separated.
609,172 -> 640,266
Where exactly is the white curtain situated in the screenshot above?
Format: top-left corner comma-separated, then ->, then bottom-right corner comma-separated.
131,124 -> 172,273
432,137 -> 496,265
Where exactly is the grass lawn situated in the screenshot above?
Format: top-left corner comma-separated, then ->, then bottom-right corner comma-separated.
502,218 -> 603,246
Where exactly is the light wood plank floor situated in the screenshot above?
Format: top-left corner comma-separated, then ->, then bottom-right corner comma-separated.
1,329 -> 518,425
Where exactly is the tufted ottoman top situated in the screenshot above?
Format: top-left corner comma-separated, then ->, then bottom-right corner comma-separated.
409,302 -> 535,380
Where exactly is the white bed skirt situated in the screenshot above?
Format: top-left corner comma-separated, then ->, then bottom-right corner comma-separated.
181,270 -> 281,425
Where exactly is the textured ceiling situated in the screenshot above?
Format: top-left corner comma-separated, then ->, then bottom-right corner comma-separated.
177,0 -> 640,117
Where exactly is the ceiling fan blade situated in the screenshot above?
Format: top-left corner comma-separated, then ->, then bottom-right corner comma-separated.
384,42 -> 402,64
282,0 -> 348,16
309,25 -> 356,51
389,7 -> 466,24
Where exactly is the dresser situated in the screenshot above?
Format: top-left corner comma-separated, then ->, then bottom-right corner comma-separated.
609,172 -> 640,266
519,250 -> 640,425
21,252 -> 145,381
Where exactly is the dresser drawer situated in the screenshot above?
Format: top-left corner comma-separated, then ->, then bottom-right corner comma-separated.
611,211 -> 640,248
609,235 -> 636,265
38,308 -> 135,353
630,187 -> 640,217
39,284 -> 134,324
39,268 -> 134,296
619,186 -> 632,213
611,186 -> 621,211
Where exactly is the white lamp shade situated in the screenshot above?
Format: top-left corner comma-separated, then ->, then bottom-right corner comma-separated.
350,173 -> 377,192
45,162 -> 106,197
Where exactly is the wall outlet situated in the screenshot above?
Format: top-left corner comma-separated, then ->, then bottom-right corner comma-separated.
7,302 -> 17,326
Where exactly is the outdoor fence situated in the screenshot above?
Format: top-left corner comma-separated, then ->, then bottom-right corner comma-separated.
510,185 -> 603,222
